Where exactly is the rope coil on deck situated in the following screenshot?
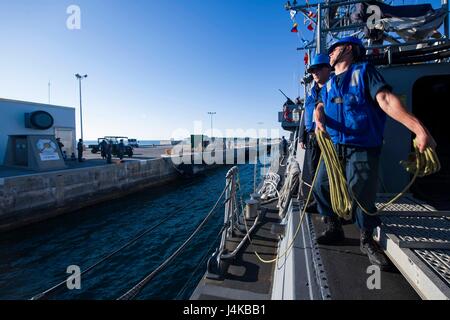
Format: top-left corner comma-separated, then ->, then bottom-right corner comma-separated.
278,157 -> 301,218
258,173 -> 281,201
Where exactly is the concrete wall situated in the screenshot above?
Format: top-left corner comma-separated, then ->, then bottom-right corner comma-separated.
0,158 -> 179,232
0,98 -> 76,165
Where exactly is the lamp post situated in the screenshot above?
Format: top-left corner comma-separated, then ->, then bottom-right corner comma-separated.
254,122 -> 266,193
257,121 -> 265,146
75,74 -> 88,141
207,112 -> 216,139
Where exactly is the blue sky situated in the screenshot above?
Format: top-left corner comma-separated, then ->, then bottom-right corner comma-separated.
0,0 -> 445,140
0,0 -> 304,140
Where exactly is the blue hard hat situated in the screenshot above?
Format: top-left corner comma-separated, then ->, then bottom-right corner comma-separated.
307,54 -> 331,73
328,36 -> 366,57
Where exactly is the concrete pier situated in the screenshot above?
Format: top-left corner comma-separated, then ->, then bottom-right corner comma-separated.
0,158 -> 179,232
0,144 -> 275,232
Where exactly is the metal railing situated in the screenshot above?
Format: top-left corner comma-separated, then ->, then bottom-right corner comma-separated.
205,166 -> 261,280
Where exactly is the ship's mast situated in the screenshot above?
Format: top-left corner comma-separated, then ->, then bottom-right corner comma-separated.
316,3 -> 325,54
287,0 -> 450,60
444,0 -> 449,38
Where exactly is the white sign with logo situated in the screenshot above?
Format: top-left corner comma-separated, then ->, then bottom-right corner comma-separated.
37,139 -> 60,161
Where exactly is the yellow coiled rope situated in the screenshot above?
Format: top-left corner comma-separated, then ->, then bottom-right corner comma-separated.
316,131 -> 353,220
315,130 -> 441,218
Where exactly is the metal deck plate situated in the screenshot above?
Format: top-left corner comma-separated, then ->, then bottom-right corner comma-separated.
415,249 -> 450,286
311,213 -> 419,300
377,195 -> 450,299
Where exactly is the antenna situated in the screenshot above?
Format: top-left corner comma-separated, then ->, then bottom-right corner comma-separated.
444,0 -> 449,39
279,89 -> 295,104
278,89 -> 290,100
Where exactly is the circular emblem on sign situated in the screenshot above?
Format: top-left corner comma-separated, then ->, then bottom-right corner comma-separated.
37,139 -> 57,153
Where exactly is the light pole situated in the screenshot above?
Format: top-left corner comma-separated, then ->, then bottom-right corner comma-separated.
257,122 -> 267,166
254,122 -> 265,193
48,81 -> 51,104
208,112 -> 216,139
75,74 -> 88,141
257,122 -> 265,144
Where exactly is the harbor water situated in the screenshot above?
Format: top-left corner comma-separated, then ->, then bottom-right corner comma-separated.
0,164 -> 262,300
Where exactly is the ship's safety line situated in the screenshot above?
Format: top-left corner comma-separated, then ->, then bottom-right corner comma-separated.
117,181 -> 230,300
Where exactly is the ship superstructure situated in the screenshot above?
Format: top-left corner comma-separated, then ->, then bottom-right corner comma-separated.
193,0 -> 450,300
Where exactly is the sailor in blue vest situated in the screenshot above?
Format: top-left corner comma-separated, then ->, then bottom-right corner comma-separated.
299,54 -> 331,213
313,37 -> 436,269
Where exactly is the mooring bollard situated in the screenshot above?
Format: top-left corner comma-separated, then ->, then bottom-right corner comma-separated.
246,199 -> 259,220
250,193 -> 261,210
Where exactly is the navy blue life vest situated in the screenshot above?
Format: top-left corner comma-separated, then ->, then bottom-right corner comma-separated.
323,63 -> 386,147
304,83 -> 322,133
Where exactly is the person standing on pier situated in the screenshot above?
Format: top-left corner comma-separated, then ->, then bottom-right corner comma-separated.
100,139 -> 107,160
299,54 -> 331,213
106,140 -> 113,164
56,138 -> 66,160
118,139 -> 125,161
77,139 -> 84,163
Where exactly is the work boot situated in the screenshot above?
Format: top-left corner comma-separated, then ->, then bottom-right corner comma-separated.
360,230 -> 390,270
316,216 -> 345,245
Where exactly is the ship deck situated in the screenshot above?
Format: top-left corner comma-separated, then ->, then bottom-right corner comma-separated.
191,155 -> 450,301
190,200 -> 281,300
310,209 -> 420,300
191,160 -> 286,300
274,194 -> 450,300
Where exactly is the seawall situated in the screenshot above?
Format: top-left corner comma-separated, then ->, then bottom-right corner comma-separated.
0,158 -> 180,232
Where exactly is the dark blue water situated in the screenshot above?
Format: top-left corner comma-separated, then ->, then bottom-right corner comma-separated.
0,164 -> 261,300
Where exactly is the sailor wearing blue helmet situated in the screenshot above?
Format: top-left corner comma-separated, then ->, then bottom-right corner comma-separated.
307,53 -> 332,73
313,36 -> 436,269
327,36 -> 366,65
300,53 -> 331,213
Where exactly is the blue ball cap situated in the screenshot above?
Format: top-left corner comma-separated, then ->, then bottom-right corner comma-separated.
307,54 -> 331,73
328,36 -> 366,57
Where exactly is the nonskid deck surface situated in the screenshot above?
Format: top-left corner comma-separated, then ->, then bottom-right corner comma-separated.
310,213 -> 420,300
376,195 -> 450,299
309,194 -> 450,300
